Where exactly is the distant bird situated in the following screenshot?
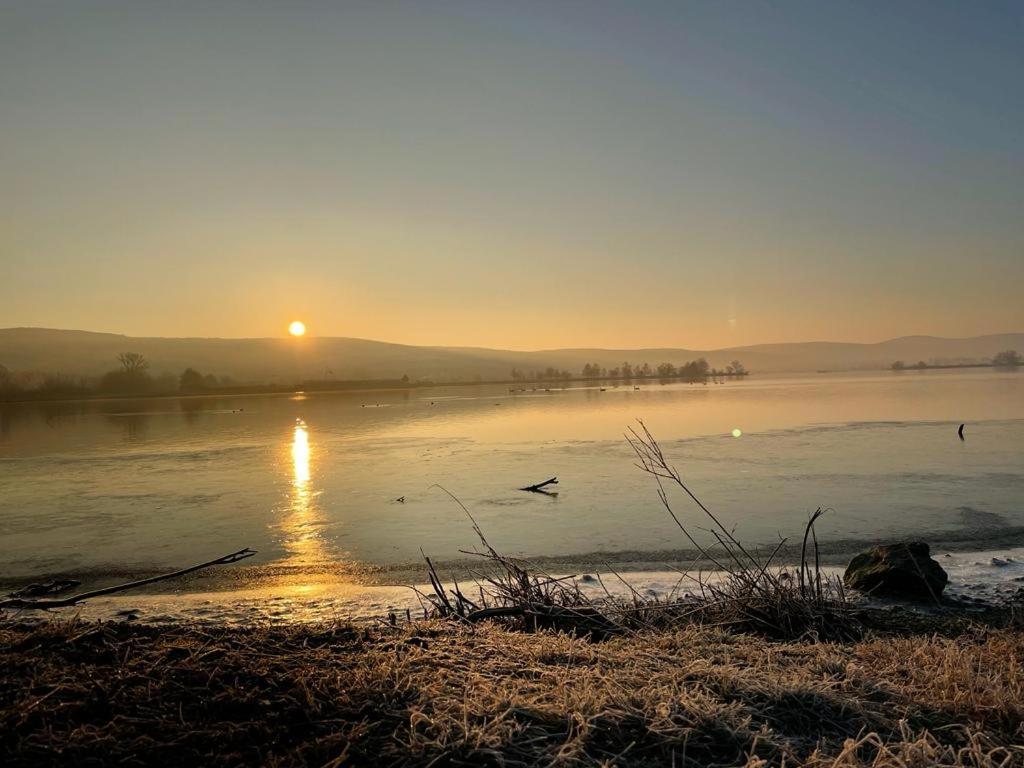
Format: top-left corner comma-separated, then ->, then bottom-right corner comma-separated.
958,423 -> 965,441
396,496 -> 405,503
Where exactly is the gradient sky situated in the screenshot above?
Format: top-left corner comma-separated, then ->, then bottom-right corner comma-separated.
2,1 -> 1022,350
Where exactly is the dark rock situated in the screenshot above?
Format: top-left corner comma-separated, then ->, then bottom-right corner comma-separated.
844,541 -> 948,602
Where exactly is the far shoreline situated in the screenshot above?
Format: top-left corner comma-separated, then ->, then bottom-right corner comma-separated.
0,370 -> 751,406
4,362 -> 1021,406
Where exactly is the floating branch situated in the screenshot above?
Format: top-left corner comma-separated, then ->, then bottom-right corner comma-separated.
519,477 -> 559,493
0,548 -> 257,611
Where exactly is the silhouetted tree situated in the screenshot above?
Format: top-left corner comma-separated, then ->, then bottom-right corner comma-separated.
118,352 -> 149,374
677,357 -> 711,382
180,368 -> 205,392
891,360 -> 906,370
730,360 -> 747,375
993,350 -> 1022,367
35,374 -> 88,396
99,353 -> 154,394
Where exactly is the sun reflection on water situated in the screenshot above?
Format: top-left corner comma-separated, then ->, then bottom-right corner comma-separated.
293,421 -> 310,487
279,420 -> 328,567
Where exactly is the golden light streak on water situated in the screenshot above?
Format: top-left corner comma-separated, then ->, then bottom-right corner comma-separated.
278,420 -> 329,569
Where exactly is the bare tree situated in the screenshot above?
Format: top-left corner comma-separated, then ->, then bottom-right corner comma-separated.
118,352 -> 149,374
993,350 -> 1022,367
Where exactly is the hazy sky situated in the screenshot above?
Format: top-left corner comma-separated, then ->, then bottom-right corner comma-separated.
2,1 -> 1022,350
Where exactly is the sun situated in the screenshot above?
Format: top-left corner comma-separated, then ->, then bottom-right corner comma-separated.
288,320 -> 306,337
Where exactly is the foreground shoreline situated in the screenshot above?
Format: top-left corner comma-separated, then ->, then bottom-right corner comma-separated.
2,611 -> 1022,767
4,541 -> 1023,627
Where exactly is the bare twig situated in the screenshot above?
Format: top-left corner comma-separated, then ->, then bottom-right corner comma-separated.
519,477 -> 559,494
0,548 -> 257,610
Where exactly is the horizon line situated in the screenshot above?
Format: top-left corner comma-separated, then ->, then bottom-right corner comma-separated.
2,325 -> 1023,355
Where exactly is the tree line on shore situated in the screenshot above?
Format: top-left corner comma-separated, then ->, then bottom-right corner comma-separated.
0,352 -> 749,401
507,358 -> 747,383
890,350 -> 1021,370
583,358 -> 746,381
0,353 -> 235,400
507,360 -> 749,385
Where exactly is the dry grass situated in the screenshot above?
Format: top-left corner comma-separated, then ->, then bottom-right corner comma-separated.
2,618 -> 1022,767
419,424 -> 861,642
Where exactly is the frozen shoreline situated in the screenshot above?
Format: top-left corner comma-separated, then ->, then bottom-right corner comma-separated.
22,545 -> 1024,626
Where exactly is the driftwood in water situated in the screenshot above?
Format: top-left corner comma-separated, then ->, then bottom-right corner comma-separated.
519,477 -> 558,493
0,548 -> 257,610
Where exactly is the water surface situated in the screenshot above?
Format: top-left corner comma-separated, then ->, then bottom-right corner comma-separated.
1,370 -> 1021,587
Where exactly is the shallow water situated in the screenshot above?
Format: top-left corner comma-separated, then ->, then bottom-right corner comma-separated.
1,369 -> 1022,593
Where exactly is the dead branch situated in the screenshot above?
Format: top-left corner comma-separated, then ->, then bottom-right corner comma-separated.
519,477 -> 558,493
0,548 -> 257,610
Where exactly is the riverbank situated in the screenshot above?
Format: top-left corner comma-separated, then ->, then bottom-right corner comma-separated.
2,610 -> 1022,767
2,544 -> 1020,629
0,369 -> 749,404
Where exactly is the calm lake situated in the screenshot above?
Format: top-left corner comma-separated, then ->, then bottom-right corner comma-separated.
1,369 -> 1022,588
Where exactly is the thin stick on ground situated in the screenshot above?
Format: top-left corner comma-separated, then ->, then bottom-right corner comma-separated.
0,548 -> 257,610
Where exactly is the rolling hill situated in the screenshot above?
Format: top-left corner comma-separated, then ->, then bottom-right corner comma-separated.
0,328 -> 1021,383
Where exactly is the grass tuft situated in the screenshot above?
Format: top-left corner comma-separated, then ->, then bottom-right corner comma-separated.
420,423 -> 861,642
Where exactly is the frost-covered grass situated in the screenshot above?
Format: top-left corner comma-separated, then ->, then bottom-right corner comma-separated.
2,616 -> 1022,767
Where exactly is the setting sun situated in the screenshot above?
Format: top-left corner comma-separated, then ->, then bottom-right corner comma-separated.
288,320 -> 306,337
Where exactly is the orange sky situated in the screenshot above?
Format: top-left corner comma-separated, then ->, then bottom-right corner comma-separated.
2,3 -> 1022,349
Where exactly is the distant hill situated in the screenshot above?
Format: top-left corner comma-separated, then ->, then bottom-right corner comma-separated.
1,328 -> 1022,383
